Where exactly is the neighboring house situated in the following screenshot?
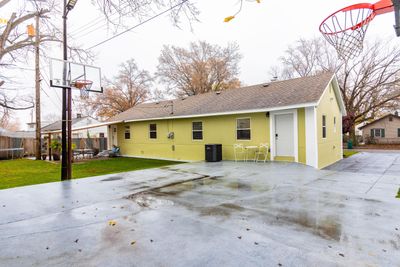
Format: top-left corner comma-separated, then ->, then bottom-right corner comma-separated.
107,72 -> 346,169
359,113 -> 400,144
41,114 -> 107,138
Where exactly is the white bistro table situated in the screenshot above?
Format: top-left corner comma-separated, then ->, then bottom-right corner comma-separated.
244,146 -> 258,162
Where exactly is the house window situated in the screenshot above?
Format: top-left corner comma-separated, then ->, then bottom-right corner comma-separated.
237,118 -> 251,140
371,128 -> 385,138
149,124 -> 157,139
389,116 -> 393,122
398,128 -> 400,137
124,126 -> 130,139
333,116 -> 336,133
99,133 -> 105,138
192,122 -> 203,140
322,115 -> 327,138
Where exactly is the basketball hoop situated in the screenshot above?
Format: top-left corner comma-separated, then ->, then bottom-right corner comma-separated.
320,0 -> 395,60
71,79 -> 92,99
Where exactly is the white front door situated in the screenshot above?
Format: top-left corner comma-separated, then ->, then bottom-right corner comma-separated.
275,114 -> 294,157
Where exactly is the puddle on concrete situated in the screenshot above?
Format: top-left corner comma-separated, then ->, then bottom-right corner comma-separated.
198,203 -> 245,217
125,193 -> 174,209
274,211 -> 342,241
226,182 -> 253,191
101,176 -> 123,182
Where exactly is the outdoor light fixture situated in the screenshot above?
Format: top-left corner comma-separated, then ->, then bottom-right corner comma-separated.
66,0 -> 78,11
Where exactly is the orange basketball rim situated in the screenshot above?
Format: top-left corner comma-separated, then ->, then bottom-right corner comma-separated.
320,0 -> 398,59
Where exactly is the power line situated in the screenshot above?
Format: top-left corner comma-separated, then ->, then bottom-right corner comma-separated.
86,0 -> 189,50
69,1 -> 132,39
69,0 -> 131,35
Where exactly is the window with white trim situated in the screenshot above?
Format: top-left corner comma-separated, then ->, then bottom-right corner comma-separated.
192,122 -> 203,140
322,115 -> 327,138
149,124 -> 157,139
124,126 -> 130,139
237,118 -> 251,140
370,128 -> 385,138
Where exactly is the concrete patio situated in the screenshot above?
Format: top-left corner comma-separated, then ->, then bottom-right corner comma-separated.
0,152 -> 399,266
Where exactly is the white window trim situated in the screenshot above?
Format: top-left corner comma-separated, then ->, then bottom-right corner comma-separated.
269,109 -> 298,162
192,121 -> 203,141
322,114 -> 327,139
236,117 -> 251,141
372,128 -> 384,138
124,125 -> 131,139
149,123 -> 157,139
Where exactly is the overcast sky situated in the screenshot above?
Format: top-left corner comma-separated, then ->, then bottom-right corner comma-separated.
2,0 -> 399,129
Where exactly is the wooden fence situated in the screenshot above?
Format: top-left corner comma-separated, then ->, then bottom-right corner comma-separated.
0,136 -> 35,159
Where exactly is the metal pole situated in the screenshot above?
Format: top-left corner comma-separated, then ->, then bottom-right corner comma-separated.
48,133 -> 52,161
67,74 -> 72,179
35,12 -> 41,160
61,0 -> 68,180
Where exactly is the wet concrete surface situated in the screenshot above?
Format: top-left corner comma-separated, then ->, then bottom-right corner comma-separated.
1,153 -> 400,266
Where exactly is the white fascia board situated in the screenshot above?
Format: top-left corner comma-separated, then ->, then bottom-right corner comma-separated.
123,102 -> 317,123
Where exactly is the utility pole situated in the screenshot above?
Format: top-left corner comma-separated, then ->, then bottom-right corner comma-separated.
34,12 -> 41,160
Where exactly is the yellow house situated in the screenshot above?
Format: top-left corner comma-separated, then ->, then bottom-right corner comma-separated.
107,72 -> 346,169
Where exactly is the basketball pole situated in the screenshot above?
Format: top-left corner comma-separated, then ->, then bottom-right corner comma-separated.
61,0 -> 68,180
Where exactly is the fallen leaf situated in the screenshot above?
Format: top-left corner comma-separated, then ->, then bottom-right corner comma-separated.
108,220 -> 117,226
339,253 -> 345,257
237,236 -> 242,239
74,239 -> 79,243
130,241 -> 136,245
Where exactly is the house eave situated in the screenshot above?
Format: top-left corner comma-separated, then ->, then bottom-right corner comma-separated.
114,102 -> 318,124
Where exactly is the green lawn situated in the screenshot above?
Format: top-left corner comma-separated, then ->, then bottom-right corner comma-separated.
343,150 -> 359,158
0,157 -> 181,190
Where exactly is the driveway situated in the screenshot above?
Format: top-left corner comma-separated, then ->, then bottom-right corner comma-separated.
0,153 -> 399,266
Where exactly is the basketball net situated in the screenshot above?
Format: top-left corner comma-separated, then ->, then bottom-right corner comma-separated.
320,0 -> 395,60
320,5 -> 375,60
71,80 -> 92,99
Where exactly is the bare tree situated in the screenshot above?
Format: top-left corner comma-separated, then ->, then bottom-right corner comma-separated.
96,0 -> 199,27
83,59 -> 152,119
0,0 -> 94,124
272,37 -> 400,141
157,41 -> 242,97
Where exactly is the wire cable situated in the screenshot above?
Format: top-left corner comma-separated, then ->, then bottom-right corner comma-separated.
86,0 -> 188,50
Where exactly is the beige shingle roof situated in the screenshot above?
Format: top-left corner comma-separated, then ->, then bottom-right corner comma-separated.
108,72 -> 334,122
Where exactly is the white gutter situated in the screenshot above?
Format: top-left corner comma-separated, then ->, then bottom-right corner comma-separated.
121,102 -> 317,123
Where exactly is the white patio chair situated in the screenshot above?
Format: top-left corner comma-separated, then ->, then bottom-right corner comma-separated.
233,144 -> 246,162
255,143 -> 269,163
